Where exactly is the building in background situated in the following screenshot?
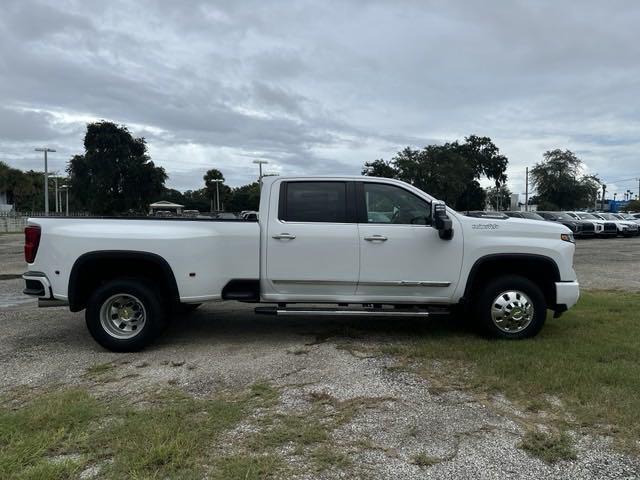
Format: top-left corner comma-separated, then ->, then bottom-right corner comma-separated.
0,190 -> 13,212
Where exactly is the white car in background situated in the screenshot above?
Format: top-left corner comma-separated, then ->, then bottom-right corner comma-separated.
616,213 -> 640,226
593,213 -> 638,237
565,212 -> 617,237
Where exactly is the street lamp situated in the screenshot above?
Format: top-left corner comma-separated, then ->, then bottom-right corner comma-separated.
253,160 -> 268,188
35,147 -> 56,214
60,184 -> 69,216
210,179 -> 223,212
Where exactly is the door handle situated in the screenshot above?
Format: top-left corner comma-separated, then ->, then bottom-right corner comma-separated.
272,233 -> 296,240
364,235 -> 387,242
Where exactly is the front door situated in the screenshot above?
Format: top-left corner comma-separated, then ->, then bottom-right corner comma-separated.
264,180 -> 359,300
356,181 -> 463,302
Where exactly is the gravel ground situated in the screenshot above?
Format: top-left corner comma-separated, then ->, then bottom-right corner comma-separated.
1,234 -> 639,479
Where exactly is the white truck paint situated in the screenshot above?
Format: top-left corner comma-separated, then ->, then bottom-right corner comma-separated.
23,176 -> 580,351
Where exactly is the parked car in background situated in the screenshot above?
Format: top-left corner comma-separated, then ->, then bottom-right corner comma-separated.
537,212 -> 596,238
215,212 -> 239,220
605,213 -> 640,236
183,210 -> 200,218
618,213 -> 640,225
566,212 -> 617,238
592,213 -> 638,237
504,211 -> 546,221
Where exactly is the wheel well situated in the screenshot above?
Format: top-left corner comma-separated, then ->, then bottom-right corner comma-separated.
464,254 -> 560,307
68,251 -> 180,312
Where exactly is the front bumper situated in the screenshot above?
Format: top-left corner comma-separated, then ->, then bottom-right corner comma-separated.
555,281 -> 580,310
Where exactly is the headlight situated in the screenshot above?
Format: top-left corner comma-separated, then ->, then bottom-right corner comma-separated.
561,233 -> 575,243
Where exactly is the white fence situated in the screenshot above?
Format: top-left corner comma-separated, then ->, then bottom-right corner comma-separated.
0,212 -> 89,232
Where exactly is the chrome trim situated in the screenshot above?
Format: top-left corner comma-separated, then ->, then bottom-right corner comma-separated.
276,309 -> 430,317
364,235 -> 388,241
272,233 -> 296,240
271,279 -> 451,287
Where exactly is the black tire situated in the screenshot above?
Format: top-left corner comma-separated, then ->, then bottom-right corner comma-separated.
473,275 -> 547,339
85,278 -> 166,352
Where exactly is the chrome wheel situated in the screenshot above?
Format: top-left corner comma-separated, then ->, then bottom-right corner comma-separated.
490,290 -> 534,333
99,294 -> 146,339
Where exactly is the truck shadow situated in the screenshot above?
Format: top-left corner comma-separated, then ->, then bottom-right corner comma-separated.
160,303 -> 472,347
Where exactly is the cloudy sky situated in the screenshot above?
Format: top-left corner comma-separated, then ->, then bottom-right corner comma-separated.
1,0 -> 639,198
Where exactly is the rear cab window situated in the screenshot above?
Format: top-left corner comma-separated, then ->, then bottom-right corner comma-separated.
278,181 -> 355,223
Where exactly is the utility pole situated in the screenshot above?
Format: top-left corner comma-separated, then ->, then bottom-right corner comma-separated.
601,184 -> 606,211
524,167 -> 529,212
61,183 -> 69,216
253,160 -> 268,189
35,148 -> 55,215
54,175 -> 59,213
209,179 -> 223,212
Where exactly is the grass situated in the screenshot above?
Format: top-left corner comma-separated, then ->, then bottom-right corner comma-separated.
519,430 -> 577,463
382,291 -> 640,452
0,384 -> 281,480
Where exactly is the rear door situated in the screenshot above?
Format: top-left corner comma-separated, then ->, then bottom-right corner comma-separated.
264,180 -> 359,299
355,181 -> 463,301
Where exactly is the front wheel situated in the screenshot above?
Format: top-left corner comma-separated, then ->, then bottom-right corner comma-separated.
86,278 -> 166,352
474,275 -> 547,339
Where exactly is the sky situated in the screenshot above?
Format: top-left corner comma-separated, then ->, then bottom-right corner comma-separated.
1,0 -> 639,199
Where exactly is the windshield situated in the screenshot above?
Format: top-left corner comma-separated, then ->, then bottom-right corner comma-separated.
553,212 -> 575,221
578,213 -> 597,220
521,212 -> 544,220
599,213 -> 617,220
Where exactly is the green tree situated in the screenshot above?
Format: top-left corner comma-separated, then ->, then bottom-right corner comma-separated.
203,169 -> 232,211
67,121 -> 167,215
228,182 -> 260,212
530,149 -> 600,210
624,199 -> 640,212
362,136 -> 508,210
486,184 -> 513,211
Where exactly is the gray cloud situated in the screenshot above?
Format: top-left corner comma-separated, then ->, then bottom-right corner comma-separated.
1,0 -> 639,196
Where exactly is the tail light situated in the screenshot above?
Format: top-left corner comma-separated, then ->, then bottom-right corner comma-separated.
24,226 -> 41,263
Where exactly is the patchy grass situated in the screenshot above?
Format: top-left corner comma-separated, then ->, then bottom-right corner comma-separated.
382,291 -> 640,452
0,384 -> 280,480
519,430 -> 577,464
412,452 -> 441,467
213,454 -> 282,480
310,445 -> 351,472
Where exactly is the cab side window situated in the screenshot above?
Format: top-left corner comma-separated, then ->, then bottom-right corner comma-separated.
363,183 -> 431,225
280,182 -> 348,223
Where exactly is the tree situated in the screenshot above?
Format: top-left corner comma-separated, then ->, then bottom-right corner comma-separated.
486,184 -> 513,211
626,199 -> 640,212
67,121 -> 167,215
228,182 -> 260,212
530,149 -> 600,210
203,169 -> 232,211
361,136 -> 509,210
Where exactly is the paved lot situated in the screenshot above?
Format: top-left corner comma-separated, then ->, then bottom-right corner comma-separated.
1,234 -> 639,479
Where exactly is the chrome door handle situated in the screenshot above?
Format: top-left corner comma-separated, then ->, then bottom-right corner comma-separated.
272,233 -> 296,240
364,235 -> 387,242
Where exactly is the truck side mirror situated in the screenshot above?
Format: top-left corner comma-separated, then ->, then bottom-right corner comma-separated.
432,202 -> 454,240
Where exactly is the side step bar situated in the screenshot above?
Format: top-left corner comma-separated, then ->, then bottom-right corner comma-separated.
255,306 -> 442,317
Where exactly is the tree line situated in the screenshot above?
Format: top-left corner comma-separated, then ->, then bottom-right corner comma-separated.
1,121 -> 615,214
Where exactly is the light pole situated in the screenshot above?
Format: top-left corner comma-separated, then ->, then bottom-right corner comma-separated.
60,184 -> 69,216
35,147 -> 56,214
52,172 -> 59,213
253,160 -> 268,188
211,179 -> 223,212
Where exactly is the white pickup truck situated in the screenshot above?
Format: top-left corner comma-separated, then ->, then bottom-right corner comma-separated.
23,176 -> 580,351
